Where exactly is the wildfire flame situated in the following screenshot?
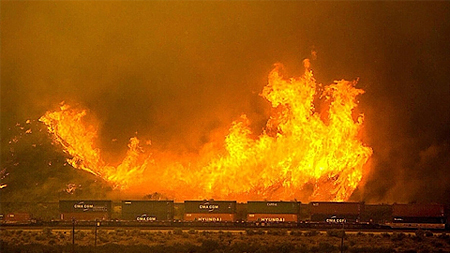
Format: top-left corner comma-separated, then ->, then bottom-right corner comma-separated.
39,104 -> 151,189
39,60 -> 372,201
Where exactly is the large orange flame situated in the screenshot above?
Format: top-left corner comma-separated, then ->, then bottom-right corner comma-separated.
39,104 -> 151,189
39,60 -> 372,201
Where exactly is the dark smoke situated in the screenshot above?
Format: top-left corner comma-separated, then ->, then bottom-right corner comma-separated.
2,2 -> 449,203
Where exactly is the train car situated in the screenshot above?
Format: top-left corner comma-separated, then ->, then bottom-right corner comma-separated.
389,203 -> 446,229
247,201 -> 300,222
184,200 -> 236,222
122,200 -> 174,221
361,204 -> 392,225
310,202 -> 363,223
59,200 -> 112,221
3,213 -> 31,224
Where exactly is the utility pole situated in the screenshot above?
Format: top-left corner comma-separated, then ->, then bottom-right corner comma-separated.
94,220 -> 100,247
72,218 -> 76,253
340,221 -> 345,253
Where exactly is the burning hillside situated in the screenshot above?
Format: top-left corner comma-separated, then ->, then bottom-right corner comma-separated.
39,60 -> 372,202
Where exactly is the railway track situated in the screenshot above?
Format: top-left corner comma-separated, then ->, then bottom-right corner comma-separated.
1,223 -> 448,232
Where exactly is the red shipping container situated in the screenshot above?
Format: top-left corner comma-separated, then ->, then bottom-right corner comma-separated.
5,213 -> 30,223
392,204 -> 445,217
184,213 -> 235,222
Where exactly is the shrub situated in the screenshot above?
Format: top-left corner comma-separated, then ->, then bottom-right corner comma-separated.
173,228 -> 183,235
200,230 -> 211,237
245,229 -> 255,235
290,230 -> 302,236
10,237 -> 20,246
423,230 -> 433,237
127,238 -> 140,246
231,241 -> 260,253
349,240 -> 356,246
356,231 -> 366,237
381,232 -> 390,238
115,228 -> 126,236
35,234 -> 46,241
21,234 -> 30,243
42,227 -> 52,237
267,229 -> 287,236
274,242 -> 295,253
318,242 -> 337,252
75,231 -> 86,240
304,229 -> 319,237
438,232 -> 449,239
432,241 -> 444,248
201,239 -> 220,249
188,228 -> 197,234
391,232 -> 406,241
131,229 -> 142,236
349,246 -> 395,253
99,235 -> 109,243
414,229 -> 425,241
327,229 -> 345,238
255,229 -> 265,235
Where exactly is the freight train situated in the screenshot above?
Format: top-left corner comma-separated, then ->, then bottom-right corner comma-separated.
1,200 -> 448,230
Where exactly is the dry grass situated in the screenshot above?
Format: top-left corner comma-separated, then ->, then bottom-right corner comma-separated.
1,228 -> 449,253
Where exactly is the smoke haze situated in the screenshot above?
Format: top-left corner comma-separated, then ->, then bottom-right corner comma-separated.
2,2 -> 450,203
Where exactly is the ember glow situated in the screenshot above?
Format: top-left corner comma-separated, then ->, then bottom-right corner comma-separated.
39,60 -> 372,202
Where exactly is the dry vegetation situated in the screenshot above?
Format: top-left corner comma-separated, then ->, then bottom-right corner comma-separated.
1,228 -> 450,253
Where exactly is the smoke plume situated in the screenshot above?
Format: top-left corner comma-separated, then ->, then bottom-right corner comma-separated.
2,2 -> 449,203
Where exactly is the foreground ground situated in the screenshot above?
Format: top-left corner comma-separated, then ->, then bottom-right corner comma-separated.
1,227 -> 450,253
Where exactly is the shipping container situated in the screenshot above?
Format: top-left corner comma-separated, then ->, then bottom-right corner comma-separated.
184,200 -> 236,214
392,204 -> 445,218
4,213 -> 31,223
122,200 -> 174,221
247,213 -> 298,222
393,216 -> 445,224
60,212 -> 110,221
184,213 -> 235,222
299,203 -> 311,221
309,202 -> 363,222
247,201 -> 300,214
310,202 -> 362,215
59,200 -> 111,221
392,204 -> 446,224
247,201 -> 300,222
361,204 -> 392,224
59,200 -> 112,213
